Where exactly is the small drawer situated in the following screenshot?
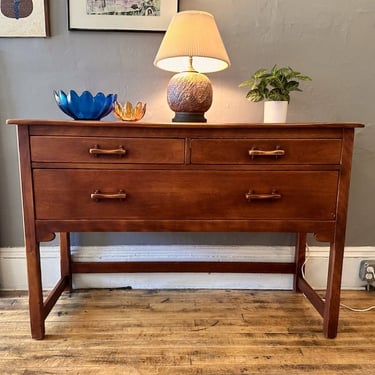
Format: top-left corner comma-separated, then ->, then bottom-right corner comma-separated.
190,139 -> 342,164
30,136 -> 185,164
33,169 -> 338,221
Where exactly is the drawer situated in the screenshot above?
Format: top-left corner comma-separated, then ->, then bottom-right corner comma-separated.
190,139 -> 342,164
33,170 -> 338,220
30,136 -> 185,164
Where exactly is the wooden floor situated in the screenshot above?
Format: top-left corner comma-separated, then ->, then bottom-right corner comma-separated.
1,289 -> 375,374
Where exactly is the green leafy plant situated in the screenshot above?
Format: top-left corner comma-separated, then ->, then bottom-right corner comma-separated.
239,65 -> 311,103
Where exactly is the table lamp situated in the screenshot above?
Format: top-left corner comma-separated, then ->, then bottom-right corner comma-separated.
154,10 -> 231,122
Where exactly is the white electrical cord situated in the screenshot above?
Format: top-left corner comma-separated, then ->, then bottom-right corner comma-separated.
300,243 -> 310,280
339,302 -> 375,312
301,244 -> 375,313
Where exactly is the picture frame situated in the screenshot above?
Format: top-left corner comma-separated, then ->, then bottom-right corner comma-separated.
68,0 -> 179,32
0,0 -> 49,37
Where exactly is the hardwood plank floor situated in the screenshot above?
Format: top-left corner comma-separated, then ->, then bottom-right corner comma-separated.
0,289 -> 374,374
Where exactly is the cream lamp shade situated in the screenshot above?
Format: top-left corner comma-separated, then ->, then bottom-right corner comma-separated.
154,10 -> 231,122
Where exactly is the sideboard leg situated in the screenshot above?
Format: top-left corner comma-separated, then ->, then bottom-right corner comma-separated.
293,233 -> 307,292
25,240 -> 45,340
60,232 -> 72,292
323,240 -> 345,338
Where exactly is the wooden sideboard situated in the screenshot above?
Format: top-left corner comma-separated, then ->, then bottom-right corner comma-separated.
7,119 -> 363,339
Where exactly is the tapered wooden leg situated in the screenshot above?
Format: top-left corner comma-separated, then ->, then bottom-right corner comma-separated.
323,239 -> 345,338
25,239 -> 45,340
294,233 -> 307,292
60,232 -> 72,292
322,129 -> 354,338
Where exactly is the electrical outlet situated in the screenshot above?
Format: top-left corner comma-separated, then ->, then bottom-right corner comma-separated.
359,260 -> 375,282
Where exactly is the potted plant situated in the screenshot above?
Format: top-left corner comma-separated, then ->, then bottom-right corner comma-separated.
239,65 -> 311,123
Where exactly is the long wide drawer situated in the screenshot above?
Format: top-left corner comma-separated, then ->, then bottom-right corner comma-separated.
191,139 -> 342,164
33,170 -> 338,220
30,136 -> 185,164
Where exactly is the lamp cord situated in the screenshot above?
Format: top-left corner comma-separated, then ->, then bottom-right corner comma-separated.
301,244 -> 375,312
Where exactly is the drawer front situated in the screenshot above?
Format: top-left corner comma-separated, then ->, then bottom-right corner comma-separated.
34,170 -> 338,220
191,139 -> 342,164
30,136 -> 185,164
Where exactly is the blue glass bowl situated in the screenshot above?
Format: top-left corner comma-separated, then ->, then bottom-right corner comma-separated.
53,90 -> 117,120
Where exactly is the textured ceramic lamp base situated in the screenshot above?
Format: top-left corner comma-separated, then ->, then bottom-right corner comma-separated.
167,71 -> 213,122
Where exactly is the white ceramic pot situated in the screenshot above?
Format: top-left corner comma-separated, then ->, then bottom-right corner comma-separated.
263,101 -> 288,123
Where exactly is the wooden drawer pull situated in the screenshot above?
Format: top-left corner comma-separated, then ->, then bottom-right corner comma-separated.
91,190 -> 127,202
245,189 -> 282,202
89,145 -> 127,157
249,146 -> 285,159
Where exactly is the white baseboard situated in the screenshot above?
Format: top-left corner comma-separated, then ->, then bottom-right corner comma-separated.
0,245 -> 374,290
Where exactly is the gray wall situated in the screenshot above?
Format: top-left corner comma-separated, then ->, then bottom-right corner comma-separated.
0,0 -> 373,247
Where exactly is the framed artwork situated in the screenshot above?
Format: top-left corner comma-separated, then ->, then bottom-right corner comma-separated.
0,0 -> 49,37
68,0 -> 179,32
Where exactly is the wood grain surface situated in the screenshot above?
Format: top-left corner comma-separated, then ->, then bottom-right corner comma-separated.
0,289 -> 374,374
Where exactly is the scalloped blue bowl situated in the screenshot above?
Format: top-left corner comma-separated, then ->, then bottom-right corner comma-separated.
53,90 -> 117,120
